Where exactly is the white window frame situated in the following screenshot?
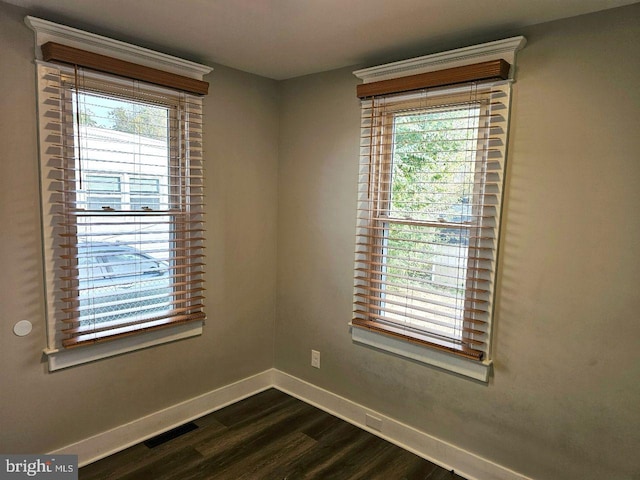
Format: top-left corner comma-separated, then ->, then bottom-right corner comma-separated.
27,16 -> 212,371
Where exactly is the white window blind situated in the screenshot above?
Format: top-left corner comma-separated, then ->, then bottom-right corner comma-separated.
37,62 -> 206,349
353,80 -> 512,361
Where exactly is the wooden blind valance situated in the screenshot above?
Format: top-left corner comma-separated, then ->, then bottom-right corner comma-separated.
42,42 -> 209,96
356,59 -> 510,99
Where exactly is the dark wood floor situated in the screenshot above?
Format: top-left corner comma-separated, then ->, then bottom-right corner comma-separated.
80,388 -> 467,480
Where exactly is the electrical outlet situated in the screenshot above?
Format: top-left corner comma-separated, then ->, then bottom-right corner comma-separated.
311,350 -> 320,368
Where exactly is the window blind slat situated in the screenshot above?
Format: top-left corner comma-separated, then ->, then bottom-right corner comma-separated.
351,317 -> 484,360
353,306 -> 485,342
354,294 -> 486,330
62,286 -> 205,307
61,312 -> 207,348
61,298 -> 206,323
354,276 -> 490,308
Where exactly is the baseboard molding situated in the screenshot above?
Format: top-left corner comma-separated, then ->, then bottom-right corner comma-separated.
49,369 -> 274,467
51,368 -> 531,480
272,370 -> 531,480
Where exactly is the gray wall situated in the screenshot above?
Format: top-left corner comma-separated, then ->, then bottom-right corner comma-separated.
0,1 -> 279,454
1,1 -> 639,479
275,5 -> 640,480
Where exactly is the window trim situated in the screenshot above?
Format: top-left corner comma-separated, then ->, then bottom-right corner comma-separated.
353,36 -> 525,84
25,17 -> 212,82
44,321 -> 204,371
351,323 -> 492,382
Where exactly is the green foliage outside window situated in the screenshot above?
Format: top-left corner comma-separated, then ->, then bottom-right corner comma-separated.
383,105 -> 480,302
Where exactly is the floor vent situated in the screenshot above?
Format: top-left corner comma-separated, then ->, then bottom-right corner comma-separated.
143,422 -> 199,448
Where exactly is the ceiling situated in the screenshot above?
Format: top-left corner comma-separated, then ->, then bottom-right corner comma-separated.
4,0 -> 638,79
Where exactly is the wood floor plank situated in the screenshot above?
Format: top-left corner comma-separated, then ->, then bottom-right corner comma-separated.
344,442 -> 402,480
211,388 -> 293,427
195,398 -> 312,458
300,410 -> 348,441
426,468 -> 465,480
79,444 -> 151,480
193,401 -> 334,477
80,416 -> 227,479
269,421 -> 372,479
304,431 -> 402,480
181,431 -> 316,480
233,432 -> 317,480
79,389 -> 468,480
366,448 -> 441,480
117,445 -> 204,480
193,411 -> 230,429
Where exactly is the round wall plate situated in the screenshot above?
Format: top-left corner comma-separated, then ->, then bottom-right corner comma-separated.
14,320 -> 33,337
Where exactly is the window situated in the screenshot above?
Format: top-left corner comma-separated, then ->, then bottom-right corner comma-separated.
83,172 -> 162,211
29,18 -> 212,370
369,97 -> 487,344
351,38 -> 525,381
130,176 -> 162,211
40,66 -> 204,350
85,174 -> 122,210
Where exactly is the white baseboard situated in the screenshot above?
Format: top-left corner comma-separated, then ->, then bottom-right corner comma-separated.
51,368 -> 531,480
272,370 -> 531,480
49,369 -> 274,467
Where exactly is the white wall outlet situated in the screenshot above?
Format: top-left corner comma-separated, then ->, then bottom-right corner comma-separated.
365,413 -> 383,431
311,350 -> 320,368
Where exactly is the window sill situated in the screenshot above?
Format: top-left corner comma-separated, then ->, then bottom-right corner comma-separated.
44,321 -> 204,371
350,323 -> 492,382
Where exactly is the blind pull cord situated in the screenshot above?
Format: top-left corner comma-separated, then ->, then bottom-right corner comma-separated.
73,65 -> 83,191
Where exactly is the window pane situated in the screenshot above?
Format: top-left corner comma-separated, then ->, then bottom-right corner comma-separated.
74,92 -> 172,327
76,91 -> 169,139
129,176 -> 161,210
86,196 -> 122,210
379,103 -> 481,339
389,106 -> 480,223
130,177 -> 160,193
381,222 -> 468,337
130,197 -> 161,211
86,175 -> 121,192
